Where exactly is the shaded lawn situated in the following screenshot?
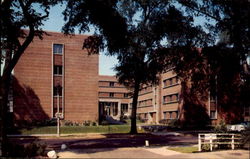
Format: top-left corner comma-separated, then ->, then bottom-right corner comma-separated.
16,125 -> 145,135
167,146 -> 198,153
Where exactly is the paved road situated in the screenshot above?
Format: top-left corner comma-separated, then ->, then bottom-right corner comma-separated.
9,133 -> 197,150
9,133 -> 250,158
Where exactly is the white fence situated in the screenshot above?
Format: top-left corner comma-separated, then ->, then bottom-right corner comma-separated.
198,133 -> 242,151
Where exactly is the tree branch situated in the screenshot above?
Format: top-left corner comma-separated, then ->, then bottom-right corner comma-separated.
3,0 -> 35,76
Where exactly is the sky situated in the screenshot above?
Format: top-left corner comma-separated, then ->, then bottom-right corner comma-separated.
41,3 -> 211,76
41,4 -> 118,76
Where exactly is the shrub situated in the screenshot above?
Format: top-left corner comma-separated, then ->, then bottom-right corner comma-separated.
201,144 -> 210,151
91,121 -> 97,126
83,120 -> 91,126
61,120 -> 74,126
241,127 -> 250,149
159,119 -> 169,125
168,119 -> 179,128
6,141 -> 47,157
214,120 -> 228,133
100,120 -> 109,125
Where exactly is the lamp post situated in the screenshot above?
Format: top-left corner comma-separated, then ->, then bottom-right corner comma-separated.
56,85 -> 61,137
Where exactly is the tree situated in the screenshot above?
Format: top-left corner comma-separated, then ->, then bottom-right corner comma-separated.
176,0 -> 250,123
0,0 -> 57,156
63,0 -> 209,133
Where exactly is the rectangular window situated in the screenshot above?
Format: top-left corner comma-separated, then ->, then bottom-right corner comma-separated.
53,44 -> 63,54
121,104 -> 128,113
169,112 -> 172,119
53,86 -> 62,96
210,111 -> 217,119
169,78 -> 173,86
244,106 -> 250,116
163,112 -> 167,119
175,77 -> 179,84
109,82 -> 114,87
163,93 -> 179,104
124,93 -> 128,98
110,93 -> 114,97
54,65 -> 62,75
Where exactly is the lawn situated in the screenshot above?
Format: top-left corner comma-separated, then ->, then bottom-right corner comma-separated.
16,125 -> 144,135
167,146 -> 198,153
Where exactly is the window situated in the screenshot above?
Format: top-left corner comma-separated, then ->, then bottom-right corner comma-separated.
121,104 -> 128,113
163,93 -> 179,104
54,65 -> 62,75
169,78 -> 173,86
110,93 -> 114,97
53,44 -> 63,54
169,112 -> 172,119
210,94 -> 216,102
163,112 -> 167,119
109,82 -> 114,87
112,103 -> 118,116
54,85 -> 62,96
245,106 -> 250,116
124,93 -> 128,98
210,111 -> 217,119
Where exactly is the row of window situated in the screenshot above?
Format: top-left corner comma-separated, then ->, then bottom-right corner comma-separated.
163,76 -> 179,88
139,86 -> 152,95
99,92 -> 129,98
163,93 -> 179,104
99,81 -> 124,88
138,99 -> 153,107
163,111 -> 178,119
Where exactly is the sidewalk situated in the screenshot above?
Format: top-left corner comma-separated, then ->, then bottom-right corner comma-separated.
57,147 -> 250,158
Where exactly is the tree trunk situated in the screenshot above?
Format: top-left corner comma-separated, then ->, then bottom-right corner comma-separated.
0,73 -> 11,157
130,80 -> 140,134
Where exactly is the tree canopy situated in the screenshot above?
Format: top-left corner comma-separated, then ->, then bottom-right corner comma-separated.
0,0 -> 58,156
63,0 -> 211,133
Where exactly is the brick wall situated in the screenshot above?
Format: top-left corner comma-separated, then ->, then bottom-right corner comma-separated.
14,31 -> 99,124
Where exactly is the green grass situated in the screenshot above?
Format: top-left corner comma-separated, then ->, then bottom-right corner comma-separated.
18,125 -> 144,135
167,146 -> 198,153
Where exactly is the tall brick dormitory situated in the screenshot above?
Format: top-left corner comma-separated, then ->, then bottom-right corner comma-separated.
9,31 -> 250,126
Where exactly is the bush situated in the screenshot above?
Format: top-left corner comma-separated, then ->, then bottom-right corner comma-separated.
7,141 -> 47,157
241,127 -> 250,149
168,119 -> 179,128
159,119 -> 169,125
201,144 -> 210,151
214,120 -> 228,133
159,119 -> 180,128
91,121 -> 97,126
100,120 -> 109,125
83,120 -> 91,126
61,120 -> 74,126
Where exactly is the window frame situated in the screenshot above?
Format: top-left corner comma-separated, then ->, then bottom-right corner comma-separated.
53,44 -> 64,54
109,92 -> 114,97
53,65 -> 63,76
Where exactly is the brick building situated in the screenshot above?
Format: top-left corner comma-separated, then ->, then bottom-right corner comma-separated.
11,31 -> 249,125
98,75 -> 130,122
13,31 -> 99,124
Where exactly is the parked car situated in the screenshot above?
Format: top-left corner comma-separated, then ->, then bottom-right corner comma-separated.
227,122 -> 250,132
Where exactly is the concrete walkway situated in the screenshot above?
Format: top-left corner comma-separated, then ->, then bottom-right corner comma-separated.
58,147 -> 250,158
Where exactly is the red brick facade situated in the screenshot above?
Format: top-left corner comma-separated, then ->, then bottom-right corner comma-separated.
13,31 -> 99,124
12,31 -> 248,125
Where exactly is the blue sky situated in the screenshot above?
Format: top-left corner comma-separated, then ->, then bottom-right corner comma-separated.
41,4 -> 118,75
41,3 -> 210,76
